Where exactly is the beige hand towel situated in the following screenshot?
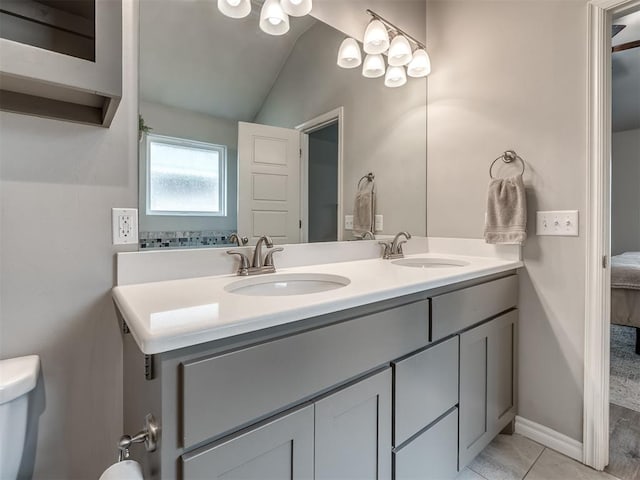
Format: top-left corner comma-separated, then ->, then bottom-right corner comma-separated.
353,180 -> 375,235
484,174 -> 527,245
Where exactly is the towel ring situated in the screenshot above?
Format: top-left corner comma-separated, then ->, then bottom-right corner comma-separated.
358,172 -> 375,189
489,150 -> 526,179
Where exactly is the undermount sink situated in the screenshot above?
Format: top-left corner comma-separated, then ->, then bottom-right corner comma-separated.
225,273 -> 350,296
392,257 -> 470,268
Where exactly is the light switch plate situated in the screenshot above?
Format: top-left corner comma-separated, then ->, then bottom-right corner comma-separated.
345,215 -> 354,230
112,208 -> 138,245
375,215 -> 383,232
536,210 -> 579,236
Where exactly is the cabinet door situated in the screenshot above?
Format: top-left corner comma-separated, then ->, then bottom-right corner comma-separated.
459,310 -> 518,469
181,405 -> 314,480
315,368 -> 392,480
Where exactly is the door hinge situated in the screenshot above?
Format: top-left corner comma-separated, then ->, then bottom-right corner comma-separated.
144,354 -> 154,380
299,220 -> 302,229
602,255 -> 608,269
299,148 -> 302,158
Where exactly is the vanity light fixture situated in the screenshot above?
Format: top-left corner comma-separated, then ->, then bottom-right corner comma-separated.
217,0 -> 251,19
362,54 -> 386,78
337,38 -> 362,69
259,0 -> 290,36
407,48 -> 431,78
338,9 -> 431,87
280,0 -> 312,17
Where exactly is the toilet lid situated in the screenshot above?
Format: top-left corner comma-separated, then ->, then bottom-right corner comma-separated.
0,355 -> 40,404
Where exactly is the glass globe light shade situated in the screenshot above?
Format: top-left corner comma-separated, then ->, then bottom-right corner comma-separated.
407,49 -> 431,77
337,38 -> 362,69
384,65 -> 407,88
363,20 -> 390,54
362,54 -> 386,78
217,0 -> 251,19
388,35 -> 412,66
280,0 -> 312,17
260,0 -> 290,36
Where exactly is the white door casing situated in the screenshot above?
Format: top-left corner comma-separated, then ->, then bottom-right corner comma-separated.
237,122 -> 301,245
584,0 -> 640,470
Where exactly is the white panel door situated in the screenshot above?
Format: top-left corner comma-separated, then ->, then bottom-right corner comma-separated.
238,121 -> 301,245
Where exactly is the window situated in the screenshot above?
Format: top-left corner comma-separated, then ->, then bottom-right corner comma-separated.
146,134 -> 227,216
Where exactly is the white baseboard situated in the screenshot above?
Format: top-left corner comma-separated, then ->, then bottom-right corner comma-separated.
515,416 -> 583,462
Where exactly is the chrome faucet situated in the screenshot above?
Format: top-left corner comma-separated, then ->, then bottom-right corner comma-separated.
228,233 -> 248,247
354,231 -> 375,240
379,231 -> 412,259
251,235 -> 273,268
227,235 -> 283,276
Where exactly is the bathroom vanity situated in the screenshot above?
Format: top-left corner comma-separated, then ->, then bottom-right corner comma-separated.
114,240 -> 521,479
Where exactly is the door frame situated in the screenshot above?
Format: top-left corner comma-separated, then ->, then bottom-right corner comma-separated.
584,0 -> 640,470
296,107 -> 344,242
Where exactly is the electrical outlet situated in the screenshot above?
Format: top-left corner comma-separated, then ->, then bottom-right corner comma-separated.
345,215 -> 354,230
375,215 -> 383,232
536,210 -> 579,236
112,208 -> 138,245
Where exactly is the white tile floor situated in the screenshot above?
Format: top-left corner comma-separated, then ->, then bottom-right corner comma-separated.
457,434 -> 621,480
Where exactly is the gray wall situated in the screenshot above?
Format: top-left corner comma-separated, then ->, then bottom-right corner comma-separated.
255,20 -> 427,237
138,100 -> 238,233
426,0 -> 588,442
611,128 -> 640,256
0,2 -> 137,478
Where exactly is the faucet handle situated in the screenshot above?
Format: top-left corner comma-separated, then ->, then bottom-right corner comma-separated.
397,240 -> 408,255
378,241 -> 391,259
263,247 -> 284,267
227,250 -> 250,275
229,234 -> 250,247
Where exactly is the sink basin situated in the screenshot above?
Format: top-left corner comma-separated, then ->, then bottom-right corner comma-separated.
225,273 -> 350,296
392,257 -> 470,268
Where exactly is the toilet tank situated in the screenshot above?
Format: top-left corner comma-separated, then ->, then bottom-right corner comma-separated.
0,355 -> 40,480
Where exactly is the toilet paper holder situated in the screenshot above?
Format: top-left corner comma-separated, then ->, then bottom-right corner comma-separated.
117,414 -> 160,462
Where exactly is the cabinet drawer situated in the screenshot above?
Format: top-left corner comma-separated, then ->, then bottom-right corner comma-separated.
393,336 -> 459,446
181,299 -> 429,448
431,275 -> 517,341
394,408 -> 458,480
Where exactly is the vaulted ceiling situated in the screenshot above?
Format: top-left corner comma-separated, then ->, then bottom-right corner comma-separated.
139,0 -> 316,122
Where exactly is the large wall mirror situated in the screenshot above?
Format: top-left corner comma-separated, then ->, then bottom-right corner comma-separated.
138,0 -> 426,249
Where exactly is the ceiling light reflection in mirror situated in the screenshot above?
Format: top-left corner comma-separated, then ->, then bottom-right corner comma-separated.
337,10 -> 431,88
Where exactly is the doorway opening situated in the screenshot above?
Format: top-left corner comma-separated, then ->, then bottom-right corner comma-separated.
607,5 -> 640,480
307,122 -> 339,243
585,0 -> 640,473
296,107 -> 344,243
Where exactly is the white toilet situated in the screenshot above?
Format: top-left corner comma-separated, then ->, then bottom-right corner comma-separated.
0,355 -> 40,480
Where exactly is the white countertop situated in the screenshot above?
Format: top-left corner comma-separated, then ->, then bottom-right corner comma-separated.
113,250 -> 522,355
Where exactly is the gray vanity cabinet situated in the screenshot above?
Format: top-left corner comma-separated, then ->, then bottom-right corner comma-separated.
315,369 -> 392,480
121,272 -> 520,479
182,405 -> 314,480
459,310 -> 518,469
